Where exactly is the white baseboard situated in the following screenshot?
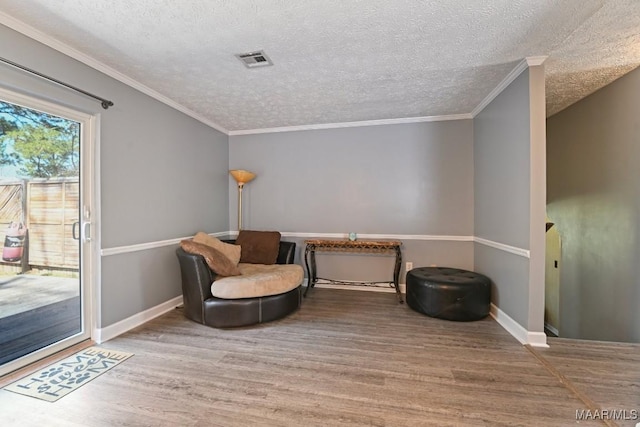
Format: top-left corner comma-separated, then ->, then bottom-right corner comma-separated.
303,278 -> 406,294
94,295 -> 183,343
93,288 -> 547,347
490,303 -> 548,348
527,331 -> 549,348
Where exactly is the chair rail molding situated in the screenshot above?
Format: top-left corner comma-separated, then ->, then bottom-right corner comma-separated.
229,231 -> 475,241
101,231 -> 528,260
473,237 -> 530,258
101,231 -> 229,256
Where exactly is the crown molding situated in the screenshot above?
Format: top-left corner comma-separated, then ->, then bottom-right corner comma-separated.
0,12 -> 229,135
1,12 -> 550,136
471,56 -> 548,117
525,56 -> 548,66
471,59 -> 528,117
228,113 -> 473,136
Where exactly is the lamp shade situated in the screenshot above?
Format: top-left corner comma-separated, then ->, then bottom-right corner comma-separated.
229,169 -> 256,185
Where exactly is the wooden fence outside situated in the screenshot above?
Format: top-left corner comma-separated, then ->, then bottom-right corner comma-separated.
0,178 -> 79,272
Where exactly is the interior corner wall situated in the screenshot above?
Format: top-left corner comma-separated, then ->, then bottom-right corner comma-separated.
0,24 -> 230,328
229,121 -> 475,282
474,69 -> 540,330
547,66 -> 640,343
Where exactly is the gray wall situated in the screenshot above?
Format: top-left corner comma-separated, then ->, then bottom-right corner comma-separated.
474,67 -> 546,332
1,20 -> 552,337
0,24 -> 229,327
547,66 -> 640,342
474,72 -> 531,250
229,121 -> 475,281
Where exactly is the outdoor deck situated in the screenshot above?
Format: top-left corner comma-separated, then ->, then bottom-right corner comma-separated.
0,274 -> 78,318
0,274 -> 80,365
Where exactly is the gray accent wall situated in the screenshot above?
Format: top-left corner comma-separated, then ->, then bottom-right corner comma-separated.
100,246 -> 183,327
100,111 -> 228,248
474,72 -> 531,250
547,65 -> 640,343
475,245 -> 530,325
474,66 -> 546,333
0,24 -> 229,327
229,121 -> 475,281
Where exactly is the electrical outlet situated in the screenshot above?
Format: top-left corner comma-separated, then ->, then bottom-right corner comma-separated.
405,262 -> 413,271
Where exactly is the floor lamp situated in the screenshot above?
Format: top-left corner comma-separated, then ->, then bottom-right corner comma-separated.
229,169 -> 256,230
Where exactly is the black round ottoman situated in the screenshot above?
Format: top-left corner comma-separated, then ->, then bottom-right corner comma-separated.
406,267 -> 491,321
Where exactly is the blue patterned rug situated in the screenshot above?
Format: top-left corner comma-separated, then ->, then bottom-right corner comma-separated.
4,346 -> 133,402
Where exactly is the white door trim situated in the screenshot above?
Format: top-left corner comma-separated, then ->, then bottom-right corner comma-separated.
0,87 -> 99,376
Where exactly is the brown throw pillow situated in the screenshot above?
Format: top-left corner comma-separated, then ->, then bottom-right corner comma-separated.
180,240 -> 241,277
193,231 -> 241,265
235,230 -> 281,265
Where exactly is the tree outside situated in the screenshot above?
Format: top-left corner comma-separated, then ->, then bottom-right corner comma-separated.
1,99 -> 81,277
0,117 -> 19,169
0,101 -> 79,179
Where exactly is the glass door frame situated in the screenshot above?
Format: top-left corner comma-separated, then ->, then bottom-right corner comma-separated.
0,87 -> 98,377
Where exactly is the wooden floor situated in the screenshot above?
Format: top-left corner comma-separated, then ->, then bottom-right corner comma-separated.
536,337 -> 640,425
0,288 -> 635,426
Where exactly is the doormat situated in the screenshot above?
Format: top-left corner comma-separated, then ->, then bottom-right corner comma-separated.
3,346 -> 133,402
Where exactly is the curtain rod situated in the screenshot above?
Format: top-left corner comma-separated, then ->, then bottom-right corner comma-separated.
0,56 -> 114,109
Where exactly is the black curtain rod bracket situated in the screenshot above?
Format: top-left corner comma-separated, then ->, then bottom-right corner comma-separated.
0,56 -> 114,110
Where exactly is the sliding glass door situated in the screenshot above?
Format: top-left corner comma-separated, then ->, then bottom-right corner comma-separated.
0,89 -> 94,376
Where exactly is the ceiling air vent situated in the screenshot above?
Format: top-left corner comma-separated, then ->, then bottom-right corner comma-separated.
235,50 -> 273,69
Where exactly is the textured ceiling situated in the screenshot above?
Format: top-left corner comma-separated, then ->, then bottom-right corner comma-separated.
0,0 -> 639,132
